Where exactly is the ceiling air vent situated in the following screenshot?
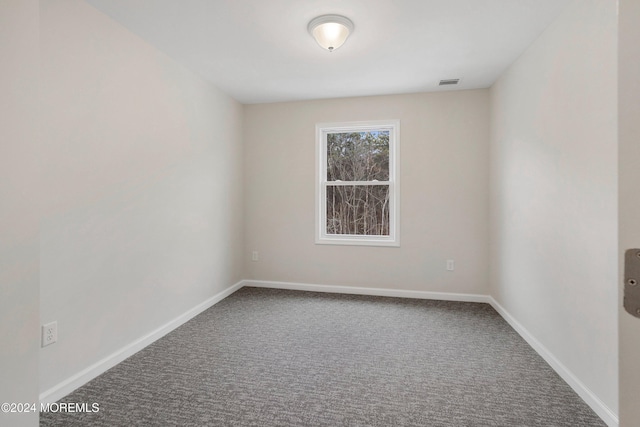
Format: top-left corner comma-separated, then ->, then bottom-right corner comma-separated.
439,79 -> 460,86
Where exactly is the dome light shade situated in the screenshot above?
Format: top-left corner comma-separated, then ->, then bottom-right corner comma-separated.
308,15 -> 354,52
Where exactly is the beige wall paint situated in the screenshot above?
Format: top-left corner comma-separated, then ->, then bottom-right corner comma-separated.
39,0 -> 244,393
618,0 -> 640,424
244,91 -> 490,294
0,1 -> 622,423
0,0 -> 40,426
490,0 -> 618,418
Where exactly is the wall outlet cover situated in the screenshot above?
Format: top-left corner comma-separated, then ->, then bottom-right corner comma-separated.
42,321 -> 58,347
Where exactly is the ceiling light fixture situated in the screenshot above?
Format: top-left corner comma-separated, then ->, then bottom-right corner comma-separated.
308,15 -> 354,52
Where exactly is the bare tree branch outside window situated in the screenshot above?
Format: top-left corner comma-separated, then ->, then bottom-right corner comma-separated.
326,131 -> 390,236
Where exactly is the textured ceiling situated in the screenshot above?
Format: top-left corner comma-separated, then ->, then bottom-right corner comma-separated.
85,0 -> 570,104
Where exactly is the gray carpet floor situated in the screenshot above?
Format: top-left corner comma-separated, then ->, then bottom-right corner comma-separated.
40,287 -> 605,426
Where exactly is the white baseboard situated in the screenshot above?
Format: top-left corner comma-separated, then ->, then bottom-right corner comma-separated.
39,278 -> 617,427
245,279 -> 617,427
488,297 -> 618,427
242,279 -> 492,303
39,280 -> 244,404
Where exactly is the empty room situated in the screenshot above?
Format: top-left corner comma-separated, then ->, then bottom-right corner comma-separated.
3,0 -> 639,426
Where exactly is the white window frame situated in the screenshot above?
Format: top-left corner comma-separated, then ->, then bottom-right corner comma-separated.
315,120 -> 400,247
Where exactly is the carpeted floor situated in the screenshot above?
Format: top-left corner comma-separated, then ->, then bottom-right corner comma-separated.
40,287 -> 605,426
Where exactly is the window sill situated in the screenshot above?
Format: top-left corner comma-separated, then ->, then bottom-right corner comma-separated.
315,236 -> 400,247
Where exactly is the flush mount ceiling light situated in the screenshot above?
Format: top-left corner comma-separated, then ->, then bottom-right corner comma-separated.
308,14 -> 354,52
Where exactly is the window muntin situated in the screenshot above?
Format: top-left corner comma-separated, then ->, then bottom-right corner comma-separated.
316,121 -> 399,246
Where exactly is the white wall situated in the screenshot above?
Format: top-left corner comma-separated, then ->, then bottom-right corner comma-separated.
39,0 -> 244,394
489,0 -> 618,418
0,0 -> 40,426
0,1 -> 621,424
618,0 -> 640,424
244,91 -> 490,294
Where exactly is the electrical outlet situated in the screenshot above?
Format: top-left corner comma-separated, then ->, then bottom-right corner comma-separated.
446,259 -> 455,271
251,251 -> 259,262
41,321 -> 57,347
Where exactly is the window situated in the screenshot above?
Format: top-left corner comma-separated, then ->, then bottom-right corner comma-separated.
315,120 -> 400,246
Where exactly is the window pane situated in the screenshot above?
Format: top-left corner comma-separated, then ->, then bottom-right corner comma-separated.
327,131 -> 389,181
326,185 -> 390,236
